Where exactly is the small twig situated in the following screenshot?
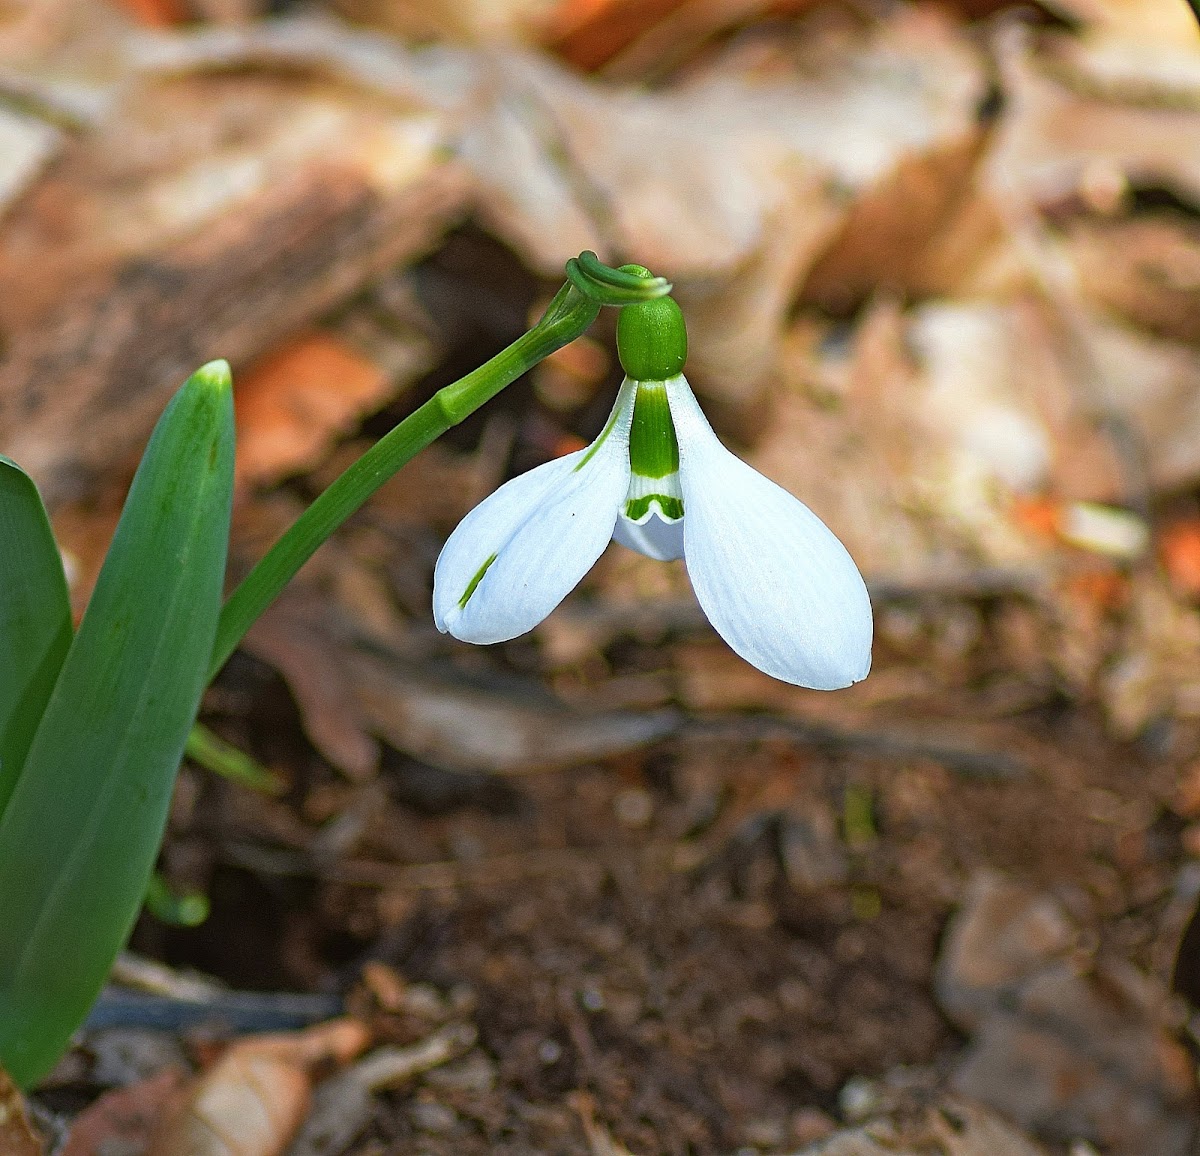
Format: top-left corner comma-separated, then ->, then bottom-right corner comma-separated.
84,988 -> 343,1033
683,716 -> 1028,781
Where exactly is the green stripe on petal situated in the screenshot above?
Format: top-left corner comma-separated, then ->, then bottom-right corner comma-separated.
574,401 -> 624,473
433,380 -> 637,644
625,494 -> 684,523
628,381 -> 679,480
459,553 -> 497,608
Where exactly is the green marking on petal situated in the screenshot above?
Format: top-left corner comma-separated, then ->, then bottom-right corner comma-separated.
628,381 -> 679,480
458,552 -> 497,608
574,403 -> 623,473
625,494 -> 684,523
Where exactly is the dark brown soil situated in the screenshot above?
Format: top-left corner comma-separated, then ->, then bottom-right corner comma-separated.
128,650 -> 1195,1155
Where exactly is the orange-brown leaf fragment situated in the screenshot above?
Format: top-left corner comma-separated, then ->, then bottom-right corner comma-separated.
1010,495 -> 1061,541
234,333 -> 392,491
0,1067 -> 44,1156
1161,519 -> 1200,597
542,0 -> 686,70
113,0 -> 188,26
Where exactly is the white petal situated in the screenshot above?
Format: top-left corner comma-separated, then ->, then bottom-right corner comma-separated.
613,511 -> 685,561
666,376 -> 872,689
434,382 -> 635,644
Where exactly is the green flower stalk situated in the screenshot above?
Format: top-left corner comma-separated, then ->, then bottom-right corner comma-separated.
0,254 -> 670,1088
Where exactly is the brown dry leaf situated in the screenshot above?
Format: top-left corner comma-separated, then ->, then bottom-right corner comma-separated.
542,0 -> 691,71
233,332 -> 392,491
231,541 -> 679,775
0,1067 -> 44,1156
751,305 -> 942,583
188,0 -> 268,22
1073,308 -> 1200,493
802,130 -> 988,312
944,34 -> 1200,500
1040,0 -> 1200,101
1065,215 -> 1200,343
148,1019 -> 369,1156
0,107 -> 63,219
342,647 -> 680,773
753,295 -> 1128,585
61,1069 -> 187,1156
287,1025 -> 476,1156
543,0 -> 820,81
1047,0 -> 1200,46
113,0 -> 188,26
987,25 -> 1200,212
462,5 -> 985,399
329,0 -> 556,43
1160,517 -> 1200,597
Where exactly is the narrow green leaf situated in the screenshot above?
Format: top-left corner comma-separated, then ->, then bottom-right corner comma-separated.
0,457 -> 72,817
185,722 -> 283,794
144,872 -> 210,927
0,361 -> 235,1088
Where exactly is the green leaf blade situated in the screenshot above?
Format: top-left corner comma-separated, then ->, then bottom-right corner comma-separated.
0,457 -> 73,817
0,361 -> 235,1088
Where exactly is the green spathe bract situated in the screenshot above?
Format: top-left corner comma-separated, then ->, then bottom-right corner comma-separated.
0,457 -> 72,817
0,360 -> 235,1088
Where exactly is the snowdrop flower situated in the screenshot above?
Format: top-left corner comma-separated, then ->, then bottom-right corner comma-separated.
433,284 -> 872,689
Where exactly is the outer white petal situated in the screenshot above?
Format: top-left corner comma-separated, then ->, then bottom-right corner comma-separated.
433,382 -> 635,644
666,376 -> 872,689
613,511 -> 685,561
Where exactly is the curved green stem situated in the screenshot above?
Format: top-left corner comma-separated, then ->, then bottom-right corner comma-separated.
208,256 -> 672,681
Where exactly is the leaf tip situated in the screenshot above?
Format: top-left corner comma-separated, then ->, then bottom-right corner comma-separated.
190,359 -> 233,393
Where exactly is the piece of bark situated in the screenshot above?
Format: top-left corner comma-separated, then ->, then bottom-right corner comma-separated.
0,63 -> 469,505
0,156 -> 467,504
0,159 -> 465,506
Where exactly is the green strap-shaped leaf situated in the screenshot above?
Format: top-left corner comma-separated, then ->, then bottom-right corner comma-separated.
0,457 -> 72,817
0,361 -> 235,1088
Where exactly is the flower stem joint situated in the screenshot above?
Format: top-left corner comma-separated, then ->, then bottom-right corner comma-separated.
434,265 -> 873,690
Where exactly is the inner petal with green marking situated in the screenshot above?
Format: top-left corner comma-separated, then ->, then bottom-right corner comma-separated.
624,379 -> 683,525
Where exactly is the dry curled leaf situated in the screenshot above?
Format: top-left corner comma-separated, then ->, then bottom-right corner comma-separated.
0,1067 -> 44,1156
148,1019 -> 369,1156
